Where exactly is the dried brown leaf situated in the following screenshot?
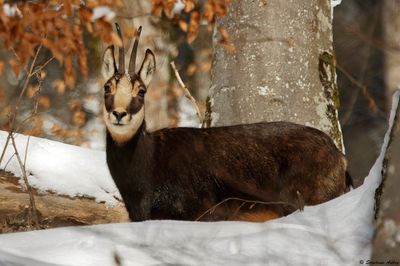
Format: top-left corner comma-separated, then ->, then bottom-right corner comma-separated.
186,63 -> 197,76
8,58 -> 20,77
184,0 -> 196,12
52,79 -> 66,95
27,85 -> 38,98
188,11 -> 200,43
73,110 -> 86,127
38,96 -> 51,109
0,87 -> 5,102
178,20 -> 188,32
0,61 -> 4,75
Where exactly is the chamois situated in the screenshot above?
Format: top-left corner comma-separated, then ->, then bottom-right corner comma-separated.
103,24 -> 351,222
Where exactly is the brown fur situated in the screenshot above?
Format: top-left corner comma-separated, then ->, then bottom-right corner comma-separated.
106,121 -> 350,222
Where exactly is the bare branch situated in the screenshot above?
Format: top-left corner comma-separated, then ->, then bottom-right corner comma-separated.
0,44 -> 49,229
1,45 -> 43,166
195,197 -> 299,221
10,134 -> 39,229
336,63 -> 386,121
0,133 -> 11,166
170,61 -> 203,124
30,56 -> 55,78
15,44 -> 42,111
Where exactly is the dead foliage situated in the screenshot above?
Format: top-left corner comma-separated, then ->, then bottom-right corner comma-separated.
0,0 -> 124,88
151,0 -> 234,48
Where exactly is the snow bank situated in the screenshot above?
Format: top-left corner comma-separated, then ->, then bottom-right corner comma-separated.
0,91 -> 398,265
0,181 -> 376,266
0,131 -> 119,205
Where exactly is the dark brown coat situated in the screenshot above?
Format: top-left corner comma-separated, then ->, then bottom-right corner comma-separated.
106,121 -> 349,222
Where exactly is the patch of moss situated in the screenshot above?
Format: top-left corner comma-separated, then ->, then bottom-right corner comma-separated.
319,51 -> 343,151
203,96 -> 212,128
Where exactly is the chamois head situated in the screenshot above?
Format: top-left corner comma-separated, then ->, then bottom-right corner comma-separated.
102,24 -> 156,144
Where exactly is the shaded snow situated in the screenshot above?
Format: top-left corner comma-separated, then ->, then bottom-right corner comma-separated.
0,90 -> 398,265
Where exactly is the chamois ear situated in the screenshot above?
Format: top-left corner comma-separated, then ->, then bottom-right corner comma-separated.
138,49 -> 156,87
102,46 -> 117,80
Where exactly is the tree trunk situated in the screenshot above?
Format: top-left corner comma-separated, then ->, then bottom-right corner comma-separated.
372,90 -> 400,260
371,1 -> 400,258
205,0 -> 344,151
383,0 -> 400,101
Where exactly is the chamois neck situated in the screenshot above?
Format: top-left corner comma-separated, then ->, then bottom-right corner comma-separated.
106,121 -> 147,148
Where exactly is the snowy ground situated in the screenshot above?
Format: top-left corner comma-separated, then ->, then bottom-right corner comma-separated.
0,131 -> 120,206
0,86 -> 397,266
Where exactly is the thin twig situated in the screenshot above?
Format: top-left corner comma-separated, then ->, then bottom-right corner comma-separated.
10,134 -> 39,228
3,153 -> 16,171
2,44 -> 43,162
30,56 -> 55,78
23,136 -> 30,168
336,63 -> 368,93
11,48 -> 29,75
195,197 -> 299,221
229,201 -> 247,220
336,63 -> 386,119
340,11 -> 379,125
170,61 -> 203,124
0,133 -> 12,166
14,43 -> 42,113
0,44 -> 45,229
14,112 -> 47,133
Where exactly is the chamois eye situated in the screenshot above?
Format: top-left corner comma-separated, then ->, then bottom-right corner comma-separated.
104,83 -> 111,94
137,87 -> 146,98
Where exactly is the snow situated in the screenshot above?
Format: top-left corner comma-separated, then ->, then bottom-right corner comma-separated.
0,91 -> 399,265
331,0 -> 343,8
0,131 -> 119,205
91,6 -> 115,22
331,0 -> 343,17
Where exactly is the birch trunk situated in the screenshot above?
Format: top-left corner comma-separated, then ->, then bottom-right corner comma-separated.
205,0 -> 344,151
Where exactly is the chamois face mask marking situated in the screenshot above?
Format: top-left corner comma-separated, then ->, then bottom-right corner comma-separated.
101,29 -> 156,145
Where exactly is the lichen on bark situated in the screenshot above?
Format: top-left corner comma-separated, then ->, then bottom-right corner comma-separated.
318,51 -> 344,151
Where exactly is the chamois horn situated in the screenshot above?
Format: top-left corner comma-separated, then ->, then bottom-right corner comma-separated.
128,26 -> 142,78
115,23 -> 125,74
